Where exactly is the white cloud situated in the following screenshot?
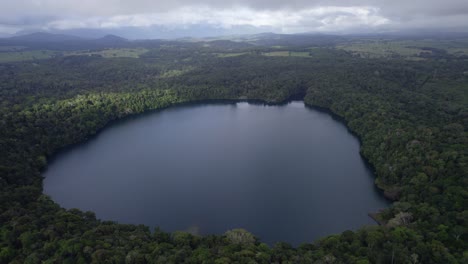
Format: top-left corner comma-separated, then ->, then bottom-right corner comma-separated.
0,25 -> 21,34
39,6 -> 390,33
0,0 -> 467,35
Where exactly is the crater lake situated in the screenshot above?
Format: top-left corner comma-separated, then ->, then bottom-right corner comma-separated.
43,101 -> 389,246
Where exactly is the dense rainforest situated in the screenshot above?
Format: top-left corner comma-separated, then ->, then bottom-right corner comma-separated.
0,34 -> 467,263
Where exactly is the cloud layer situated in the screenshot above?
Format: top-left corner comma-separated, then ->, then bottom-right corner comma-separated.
1,0 -> 468,36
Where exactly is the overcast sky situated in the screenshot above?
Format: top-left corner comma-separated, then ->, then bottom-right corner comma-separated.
1,0 -> 468,36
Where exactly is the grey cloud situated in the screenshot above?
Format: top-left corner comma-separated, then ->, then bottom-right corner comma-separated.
3,0 -> 468,17
1,0 -> 467,35
0,16 -> 59,27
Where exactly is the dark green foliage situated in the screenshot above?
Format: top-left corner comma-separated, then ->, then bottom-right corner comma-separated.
0,41 -> 466,263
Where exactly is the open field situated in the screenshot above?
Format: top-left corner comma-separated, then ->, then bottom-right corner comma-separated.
337,39 -> 468,58
336,42 -> 425,58
395,39 -> 468,56
216,52 -> 249,57
0,50 -> 58,62
66,48 -> 149,58
0,48 -> 150,62
0,46 -> 26,52
262,51 -> 311,57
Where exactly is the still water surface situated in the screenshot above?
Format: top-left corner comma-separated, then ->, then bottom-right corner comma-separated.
44,101 -> 388,245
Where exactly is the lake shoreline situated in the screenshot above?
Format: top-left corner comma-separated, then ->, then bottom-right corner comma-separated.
43,99 -> 389,245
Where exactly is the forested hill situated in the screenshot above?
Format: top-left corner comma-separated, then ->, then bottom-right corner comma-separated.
0,37 -> 467,263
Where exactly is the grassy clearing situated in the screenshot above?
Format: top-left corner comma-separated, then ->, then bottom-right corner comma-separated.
262,51 -> 311,57
66,48 -> 149,58
160,67 -> 195,78
393,39 -> 468,56
0,48 -> 150,63
0,46 -> 26,52
337,39 -> 468,58
447,48 -> 468,56
0,50 -> 58,62
216,52 -> 249,58
336,42 -> 424,58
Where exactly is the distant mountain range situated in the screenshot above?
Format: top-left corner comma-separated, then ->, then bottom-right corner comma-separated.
5,24 -> 274,40
5,27 -> 468,41
7,32 -> 85,42
2,30 -> 468,52
5,32 -> 128,42
0,32 -> 135,51
0,31 -> 347,51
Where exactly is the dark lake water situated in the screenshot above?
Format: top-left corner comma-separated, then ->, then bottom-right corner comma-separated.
43,101 -> 388,245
